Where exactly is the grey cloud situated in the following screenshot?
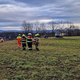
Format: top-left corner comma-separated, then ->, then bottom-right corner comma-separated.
0,0 -> 14,4
0,21 -> 21,27
14,0 -> 57,6
0,0 -> 80,30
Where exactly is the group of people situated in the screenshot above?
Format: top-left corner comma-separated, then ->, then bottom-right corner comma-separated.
17,33 -> 40,51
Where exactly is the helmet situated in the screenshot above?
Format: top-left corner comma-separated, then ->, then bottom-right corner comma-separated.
18,34 -> 21,36
35,33 -> 39,37
22,34 -> 25,37
28,33 -> 32,36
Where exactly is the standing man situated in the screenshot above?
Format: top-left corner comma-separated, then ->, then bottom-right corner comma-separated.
33,33 -> 40,51
27,33 -> 32,51
21,34 -> 26,50
17,34 -> 22,49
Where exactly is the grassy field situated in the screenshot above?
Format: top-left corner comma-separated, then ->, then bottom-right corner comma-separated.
0,36 -> 80,80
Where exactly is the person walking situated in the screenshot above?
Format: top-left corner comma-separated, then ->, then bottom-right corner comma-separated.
33,33 -> 40,51
17,34 -> 22,49
27,33 -> 32,51
21,34 -> 26,50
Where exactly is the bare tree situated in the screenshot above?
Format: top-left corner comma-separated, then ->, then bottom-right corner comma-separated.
34,21 -> 40,33
65,21 -> 73,29
49,21 -> 58,36
27,22 -> 33,33
40,23 -> 46,34
21,21 -> 33,34
21,21 -> 27,33
57,21 -> 67,32
49,21 -> 59,30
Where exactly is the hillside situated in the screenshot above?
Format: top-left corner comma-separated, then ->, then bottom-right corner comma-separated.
0,37 -> 80,80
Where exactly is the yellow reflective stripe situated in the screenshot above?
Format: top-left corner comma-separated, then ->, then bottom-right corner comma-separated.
27,41 -> 32,42
28,48 -> 32,49
22,40 -> 26,41
27,38 -> 32,39
17,36 -> 21,39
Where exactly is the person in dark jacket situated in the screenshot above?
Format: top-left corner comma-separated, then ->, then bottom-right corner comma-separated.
21,34 -> 26,50
27,33 -> 32,51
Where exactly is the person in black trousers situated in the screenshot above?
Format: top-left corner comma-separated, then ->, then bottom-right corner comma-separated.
21,34 -> 26,50
27,33 -> 32,51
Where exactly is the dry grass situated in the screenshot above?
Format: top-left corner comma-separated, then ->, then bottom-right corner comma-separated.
0,36 -> 80,80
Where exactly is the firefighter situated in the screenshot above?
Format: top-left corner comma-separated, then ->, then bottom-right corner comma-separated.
33,33 -> 40,51
17,34 -> 22,48
21,34 -> 26,50
27,33 -> 32,51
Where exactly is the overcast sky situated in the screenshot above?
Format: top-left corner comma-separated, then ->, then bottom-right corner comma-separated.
0,0 -> 80,30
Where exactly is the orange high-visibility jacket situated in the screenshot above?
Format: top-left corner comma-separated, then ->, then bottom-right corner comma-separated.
17,36 -> 22,47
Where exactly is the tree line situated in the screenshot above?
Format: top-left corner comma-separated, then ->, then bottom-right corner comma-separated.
0,20 -> 80,41
21,20 -> 80,36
